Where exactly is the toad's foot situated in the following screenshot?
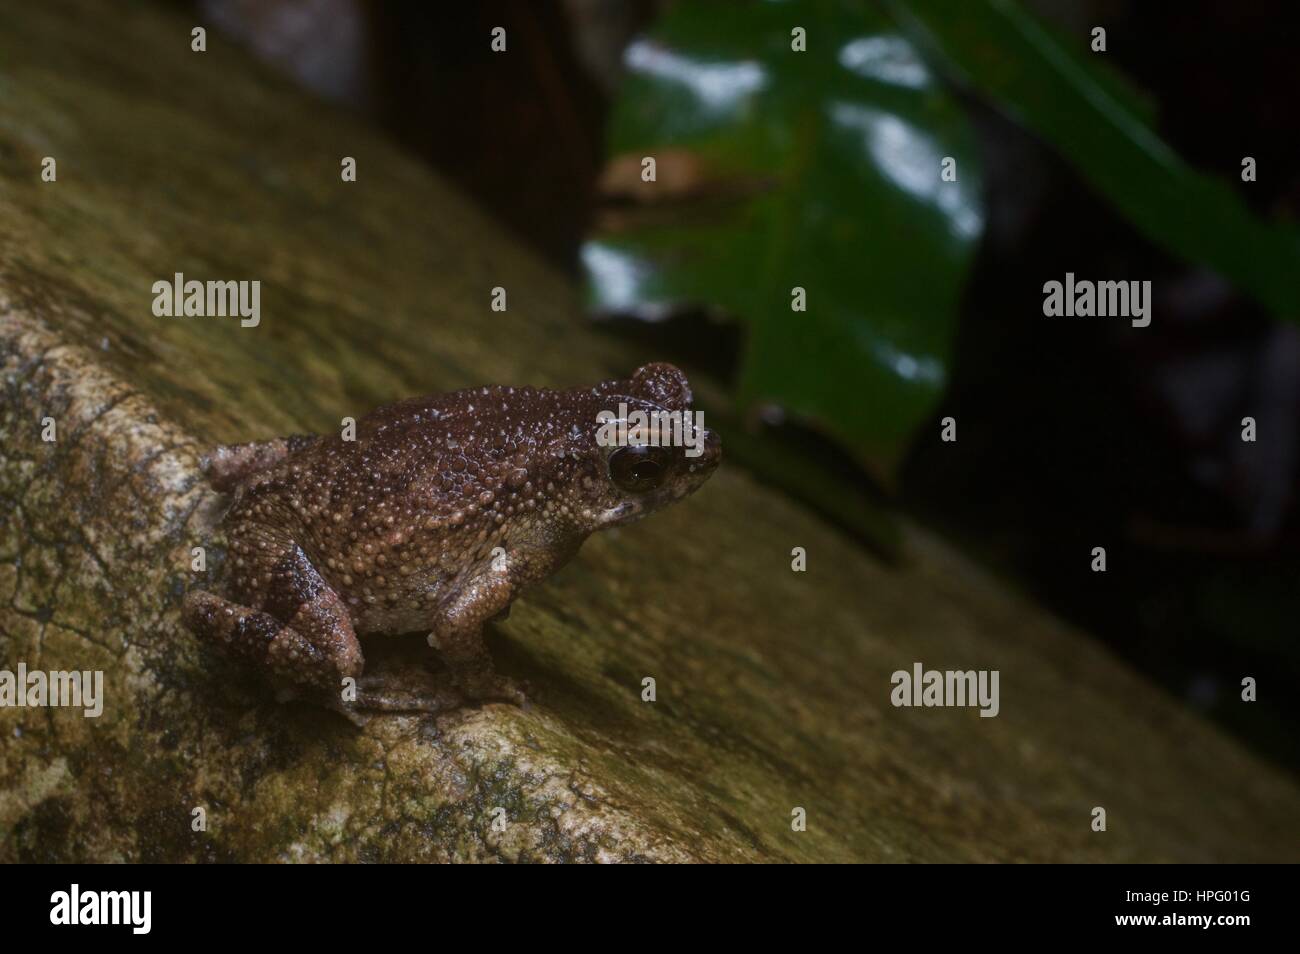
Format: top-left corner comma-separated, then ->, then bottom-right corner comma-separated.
453,670 -> 531,709
278,674 -> 467,727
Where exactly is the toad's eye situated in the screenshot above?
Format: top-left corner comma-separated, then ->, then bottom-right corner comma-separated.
608,444 -> 670,493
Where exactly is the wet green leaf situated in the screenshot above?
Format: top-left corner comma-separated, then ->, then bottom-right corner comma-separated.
891,0 -> 1300,317
584,0 -> 983,480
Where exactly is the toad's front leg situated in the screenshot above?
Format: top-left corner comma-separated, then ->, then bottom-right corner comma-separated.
428,546 -> 568,706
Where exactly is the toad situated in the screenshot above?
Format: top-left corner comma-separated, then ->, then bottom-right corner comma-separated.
182,363 -> 720,715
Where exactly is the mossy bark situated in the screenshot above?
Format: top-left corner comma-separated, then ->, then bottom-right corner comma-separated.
1,0 -> 1296,862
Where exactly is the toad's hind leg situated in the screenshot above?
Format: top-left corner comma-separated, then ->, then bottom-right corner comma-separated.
184,589 -> 467,717
183,545 -> 466,716
182,589 -> 363,698
203,433 -> 318,492
182,544 -> 363,698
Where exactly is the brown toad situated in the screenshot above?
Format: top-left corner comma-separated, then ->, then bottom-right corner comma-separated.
182,363 -> 720,715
